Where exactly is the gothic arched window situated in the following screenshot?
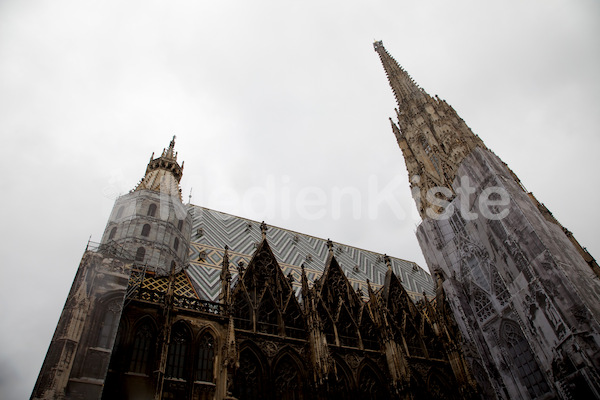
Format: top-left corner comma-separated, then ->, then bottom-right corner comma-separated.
500,320 -> 550,397
473,289 -> 494,323
420,135 -> 431,154
174,237 -> 179,252
177,219 -> 184,231
359,365 -> 389,400
234,349 -> 263,400
492,271 -> 509,306
166,323 -> 191,379
257,292 -> 278,335
135,247 -> 146,262
336,304 -> 359,347
403,321 -> 426,357
273,355 -> 304,400
141,224 -> 151,237
195,333 -> 215,383
128,321 -> 155,374
97,299 -> 121,349
283,300 -> 305,339
328,361 -> 352,400
108,227 -> 117,240
427,371 -> 452,400
147,203 -> 157,217
233,294 -> 252,330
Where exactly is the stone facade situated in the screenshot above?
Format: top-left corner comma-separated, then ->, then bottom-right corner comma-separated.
31,250 -> 133,399
374,41 -> 600,399
32,139 -> 478,399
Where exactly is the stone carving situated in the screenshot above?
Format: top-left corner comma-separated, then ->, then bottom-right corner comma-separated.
345,353 -> 362,369
262,341 -> 278,358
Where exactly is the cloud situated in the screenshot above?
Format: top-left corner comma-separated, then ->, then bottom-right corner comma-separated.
1,1 -> 599,398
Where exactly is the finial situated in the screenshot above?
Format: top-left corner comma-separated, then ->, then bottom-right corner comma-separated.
222,245 -> 231,280
300,263 -> 310,299
162,135 -> 177,160
260,221 -> 268,239
384,254 -> 392,271
326,239 -> 334,254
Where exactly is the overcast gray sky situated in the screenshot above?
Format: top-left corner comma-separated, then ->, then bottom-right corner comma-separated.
1,1 -> 599,398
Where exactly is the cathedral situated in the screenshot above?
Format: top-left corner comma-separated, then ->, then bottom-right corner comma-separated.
31,42 -> 600,399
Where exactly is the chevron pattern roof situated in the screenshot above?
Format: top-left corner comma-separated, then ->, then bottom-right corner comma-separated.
185,205 -> 434,302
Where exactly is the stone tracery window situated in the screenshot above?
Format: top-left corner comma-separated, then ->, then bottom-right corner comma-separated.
328,361 -> 352,400
166,323 -> 190,379
420,134 -> 431,154
359,312 -> 379,350
449,212 -> 467,236
195,333 -> 215,383
233,295 -> 252,330
336,304 -> 359,347
234,349 -> 263,400
359,365 -> 389,400
274,356 -> 303,400
403,321 -> 426,357
97,299 -> 121,349
257,292 -> 278,335
283,300 -> 305,339
427,371 -> 452,400
473,288 -> 494,323
500,320 -> 549,397
128,321 -> 155,374
492,271 -> 509,306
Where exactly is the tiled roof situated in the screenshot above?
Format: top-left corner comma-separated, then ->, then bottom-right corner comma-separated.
185,206 -> 434,302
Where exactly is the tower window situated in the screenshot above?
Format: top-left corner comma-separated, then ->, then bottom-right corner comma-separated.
177,220 -> 184,231
501,320 -> 550,397
174,237 -> 179,251
116,206 -> 124,219
141,224 -> 151,237
147,204 -> 157,217
135,247 -> 146,262
420,135 -> 431,154
108,227 -> 117,240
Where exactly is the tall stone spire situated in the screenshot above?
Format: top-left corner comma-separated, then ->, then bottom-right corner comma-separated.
373,41 -> 429,111
377,42 -> 600,398
374,41 -> 484,217
134,135 -> 184,200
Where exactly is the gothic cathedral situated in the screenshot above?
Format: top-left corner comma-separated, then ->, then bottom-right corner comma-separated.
31,42 -> 600,400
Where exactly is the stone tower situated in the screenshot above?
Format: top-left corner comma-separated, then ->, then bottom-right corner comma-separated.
375,41 -> 600,399
31,138 -> 193,399
101,136 -> 192,275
